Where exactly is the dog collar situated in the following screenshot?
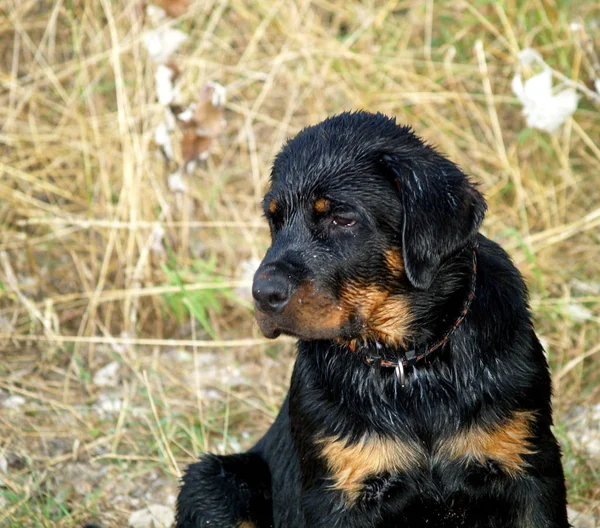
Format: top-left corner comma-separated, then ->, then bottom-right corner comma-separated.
364,245 -> 478,386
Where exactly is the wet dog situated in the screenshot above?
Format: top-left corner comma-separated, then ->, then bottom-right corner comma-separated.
176,111 -> 569,527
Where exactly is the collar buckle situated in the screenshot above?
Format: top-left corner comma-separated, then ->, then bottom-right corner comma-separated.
404,349 -> 418,368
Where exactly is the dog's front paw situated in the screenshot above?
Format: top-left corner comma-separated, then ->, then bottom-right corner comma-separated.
176,453 -> 272,528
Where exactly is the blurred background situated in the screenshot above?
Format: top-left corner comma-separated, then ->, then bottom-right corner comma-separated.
1,0 -> 599,526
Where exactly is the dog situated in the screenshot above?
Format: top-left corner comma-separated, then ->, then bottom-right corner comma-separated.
176,111 -> 569,527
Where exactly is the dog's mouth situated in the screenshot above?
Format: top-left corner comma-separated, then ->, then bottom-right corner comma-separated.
252,275 -> 413,345
254,280 -> 357,340
254,312 -> 282,339
254,304 -> 347,341
253,283 -> 413,346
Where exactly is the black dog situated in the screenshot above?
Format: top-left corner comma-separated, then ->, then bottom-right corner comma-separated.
176,112 -> 569,527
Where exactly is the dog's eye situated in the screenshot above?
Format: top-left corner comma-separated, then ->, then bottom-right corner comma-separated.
331,216 -> 357,228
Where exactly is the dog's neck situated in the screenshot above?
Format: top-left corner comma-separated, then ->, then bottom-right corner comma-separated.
329,244 -> 478,384
363,245 -> 477,379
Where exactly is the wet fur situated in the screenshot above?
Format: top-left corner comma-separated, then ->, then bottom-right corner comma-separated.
176,112 -> 568,527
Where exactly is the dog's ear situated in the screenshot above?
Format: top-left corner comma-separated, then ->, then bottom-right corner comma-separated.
381,154 -> 486,290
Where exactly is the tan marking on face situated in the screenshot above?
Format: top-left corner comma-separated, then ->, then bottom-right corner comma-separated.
438,411 -> 536,477
368,295 -> 412,346
255,281 -> 347,339
318,434 -> 422,504
268,199 -> 277,214
384,249 -> 404,277
340,285 -> 412,346
314,198 -> 331,213
289,283 -> 346,329
255,250 -> 410,343
237,523 -> 256,528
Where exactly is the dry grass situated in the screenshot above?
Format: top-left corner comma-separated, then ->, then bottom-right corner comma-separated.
1,0 -> 599,525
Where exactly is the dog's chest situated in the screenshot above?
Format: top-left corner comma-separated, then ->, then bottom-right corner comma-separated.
316,410 -> 534,508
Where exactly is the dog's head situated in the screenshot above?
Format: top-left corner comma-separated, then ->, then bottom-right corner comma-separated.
252,112 -> 486,345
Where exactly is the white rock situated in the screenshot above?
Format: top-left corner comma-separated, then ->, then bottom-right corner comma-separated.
3,395 -> 25,409
571,280 -> 600,295
128,504 -> 175,528
567,303 -> 593,322
163,348 -> 192,363
95,393 -> 123,415
93,361 -> 120,387
206,388 -> 221,400
579,433 -> 600,459
565,404 -> 600,461
567,507 -> 596,528
229,438 -> 242,452
0,316 -> 14,332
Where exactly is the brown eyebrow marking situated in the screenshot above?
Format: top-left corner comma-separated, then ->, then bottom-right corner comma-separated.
268,199 -> 277,214
314,198 -> 331,213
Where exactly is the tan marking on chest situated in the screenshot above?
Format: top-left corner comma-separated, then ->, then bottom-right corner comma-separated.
318,434 -> 422,504
438,411 -> 536,477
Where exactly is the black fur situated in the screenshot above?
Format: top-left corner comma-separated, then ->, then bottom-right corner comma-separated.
177,112 -> 569,527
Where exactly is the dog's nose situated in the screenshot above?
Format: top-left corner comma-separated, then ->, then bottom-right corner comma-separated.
252,273 -> 292,314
